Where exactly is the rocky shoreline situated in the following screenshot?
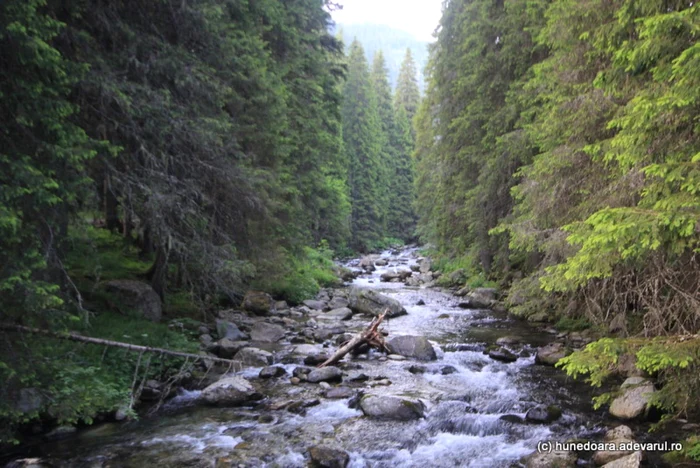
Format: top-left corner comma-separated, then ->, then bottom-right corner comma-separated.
6,248 -> 672,468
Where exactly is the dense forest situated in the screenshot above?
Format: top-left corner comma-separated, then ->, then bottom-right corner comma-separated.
3,0 -> 700,463
332,22 -> 430,90
414,0 -> 700,439
0,0 -> 417,444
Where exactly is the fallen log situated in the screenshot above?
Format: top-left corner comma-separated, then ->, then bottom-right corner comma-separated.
318,310 -> 388,368
0,323 -> 241,369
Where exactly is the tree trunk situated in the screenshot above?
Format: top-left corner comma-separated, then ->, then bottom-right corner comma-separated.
0,324 -> 240,368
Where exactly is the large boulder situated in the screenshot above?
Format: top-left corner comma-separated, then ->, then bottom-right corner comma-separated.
234,347 -> 273,367
360,395 -> 425,421
307,366 -> 343,383
535,342 -> 570,366
215,320 -> 248,341
523,450 -> 577,468
359,256 -> 376,272
249,322 -> 286,343
308,445 -> 350,468
489,347 -> 518,363
593,425 -> 635,465
525,405 -> 562,423
609,377 -> 655,420
418,258 -> 432,274
600,452 -> 642,468
241,291 -> 275,316
317,308 -> 353,321
215,339 -> 248,359
386,335 -> 437,361
103,280 -> 162,322
303,300 -> 328,311
348,288 -> 406,318
328,296 -> 350,310
200,376 -> 261,406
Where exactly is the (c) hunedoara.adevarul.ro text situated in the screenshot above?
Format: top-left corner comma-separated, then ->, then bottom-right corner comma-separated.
537,440 -> 683,454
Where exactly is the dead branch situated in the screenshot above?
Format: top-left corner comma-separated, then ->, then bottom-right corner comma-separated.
318,310 -> 389,368
0,323 -> 241,368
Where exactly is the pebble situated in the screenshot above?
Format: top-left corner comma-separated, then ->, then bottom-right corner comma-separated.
319,382 -> 331,389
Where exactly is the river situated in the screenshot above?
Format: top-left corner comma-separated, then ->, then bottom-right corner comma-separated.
4,248 -> 667,467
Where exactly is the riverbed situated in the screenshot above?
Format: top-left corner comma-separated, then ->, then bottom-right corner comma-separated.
3,248 -> 669,467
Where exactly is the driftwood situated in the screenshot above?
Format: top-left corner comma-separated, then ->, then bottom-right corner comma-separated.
0,323 -> 241,368
318,310 -> 388,368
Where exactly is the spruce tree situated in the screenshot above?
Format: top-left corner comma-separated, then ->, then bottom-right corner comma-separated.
342,40 -> 385,252
394,48 -> 421,125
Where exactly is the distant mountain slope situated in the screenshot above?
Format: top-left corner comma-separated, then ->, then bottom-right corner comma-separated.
332,23 -> 430,91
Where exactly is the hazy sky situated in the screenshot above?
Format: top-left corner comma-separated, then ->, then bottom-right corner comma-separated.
330,0 -> 443,42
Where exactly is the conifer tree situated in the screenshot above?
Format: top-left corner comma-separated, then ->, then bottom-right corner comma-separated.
342,40 -> 385,251
394,48 -> 421,124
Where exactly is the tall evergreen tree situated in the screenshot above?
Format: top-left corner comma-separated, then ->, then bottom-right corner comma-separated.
394,48 -> 421,124
342,40 -> 385,252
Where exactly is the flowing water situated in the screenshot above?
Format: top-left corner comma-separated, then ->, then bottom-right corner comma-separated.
3,248 -> 666,467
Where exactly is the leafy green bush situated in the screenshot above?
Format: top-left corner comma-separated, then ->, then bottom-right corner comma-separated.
555,317 -> 592,332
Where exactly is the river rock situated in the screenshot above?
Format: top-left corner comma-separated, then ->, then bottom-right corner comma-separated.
308,445 -> 350,468
293,344 -> 323,357
241,291 -> 275,315
259,366 -> 286,379
328,296 -> 350,310
593,424 -> 636,465
523,450 -> 577,468
609,377 -> 655,420
525,405 -> 562,423
489,347 -> 518,363
103,280 -> 162,322
360,395 -> 425,420
318,307 -> 353,321
600,451 -> 642,468
359,256 -> 376,272
234,347 -> 273,367
535,342 -> 570,366
216,338 -> 248,359
304,300 -> 327,311
215,320 -> 247,341
250,322 -> 286,343
375,258 -> 388,266
201,376 -> 260,406
348,288 -> 407,318
419,258 -> 432,274
307,366 -> 343,383
386,335 -> 437,361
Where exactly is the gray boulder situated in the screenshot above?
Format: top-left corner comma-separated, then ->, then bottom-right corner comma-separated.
489,347 -> 518,363
328,296 -> 350,309
259,366 -> 286,379
201,376 -> 260,406
525,405 -> 562,423
317,307 -> 353,321
308,445 -> 350,468
360,395 -> 425,420
609,377 -> 655,420
601,452 -> 642,468
386,335 -> 437,361
535,342 -> 570,366
593,425 -> 635,465
241,291 -> 275,315
304,300 -> 328,311
215,339 -> 248,359
103,280 -> 162,322
215,320 -> 248,341
348,288 -> 407,318
307,366 -> 343,383
250,322 -> 286,343
234,347 -> 273,367
523,450 -> 577,468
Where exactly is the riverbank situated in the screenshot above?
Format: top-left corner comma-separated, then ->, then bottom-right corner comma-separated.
3,247 -> 677,467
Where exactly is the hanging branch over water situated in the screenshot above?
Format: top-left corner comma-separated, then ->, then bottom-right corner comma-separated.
318,310 -> 389,368
0,324 -> 241,368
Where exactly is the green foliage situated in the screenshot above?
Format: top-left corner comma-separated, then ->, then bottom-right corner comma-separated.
256,244 -> 341,305
555,317 -> 592,332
